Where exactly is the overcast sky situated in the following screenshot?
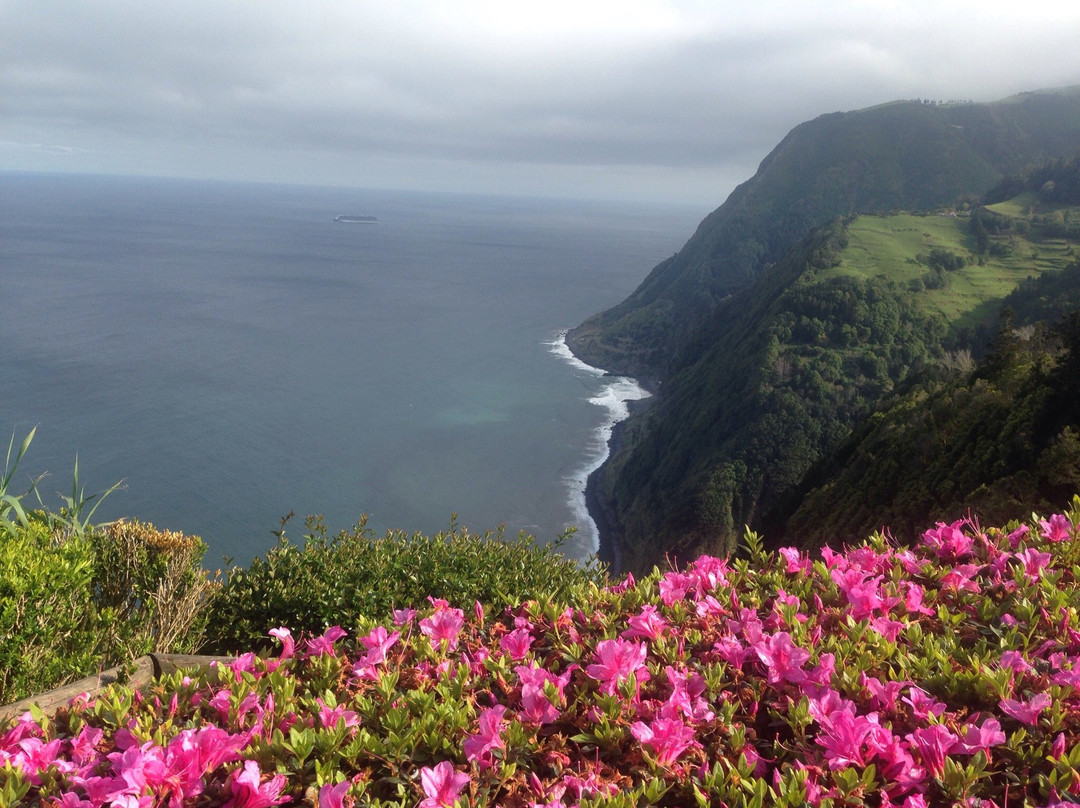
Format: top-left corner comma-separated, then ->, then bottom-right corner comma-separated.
4,1 -> 1080,206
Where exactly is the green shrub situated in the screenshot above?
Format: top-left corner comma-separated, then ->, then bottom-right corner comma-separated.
203,515 -> 607,654
0,522 -> 106,704
90,519 -> 215,657
0,518 -> 214,705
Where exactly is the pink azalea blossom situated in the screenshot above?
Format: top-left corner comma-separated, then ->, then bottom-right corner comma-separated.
713,635 -> 750,668
360,626 -> 401,665
516,664 -> 572,724
224,760 -> 289,808
658,571 -> 694,605
902,582 -> 934,615
630,716 -> 699,765
998,650 -> 1033,674
463,706 -> 507,769
902,686 -> 946,720
940,563 -> 983,594
906,724 -> 959,778
1016,547 -> 1053,580
1039,513 -> 1072,543
393,608 -> 417,626
420,603 -> 465,652
586,638 -> 650,695
306,626 -> 348,658
955,718 -> 1006,757
268,627 -> 295,660
1000,693 -> 1051,726
778,546 -> 811,574
1007,523 -> 1030,548
317,698 -> 360,730
861,673 -> 904,713
319,781 -> 351,808
621,605 -> 669,640
922,520 -> 975,560
500,628 -> 535,660
752,631 -> 810,685
418,760 -> 470,808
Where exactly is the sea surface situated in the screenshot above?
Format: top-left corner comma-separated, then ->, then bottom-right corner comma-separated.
0,172 -> 700,565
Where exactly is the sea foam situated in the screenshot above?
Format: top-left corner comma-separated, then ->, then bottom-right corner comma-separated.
545,330 -> 651,555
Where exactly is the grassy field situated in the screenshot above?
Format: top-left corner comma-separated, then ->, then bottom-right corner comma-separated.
824,207 -> 1080,332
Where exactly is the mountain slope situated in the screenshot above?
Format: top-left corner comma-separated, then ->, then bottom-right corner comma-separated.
590,172 -> 1080,574
569,88 -> 1080,381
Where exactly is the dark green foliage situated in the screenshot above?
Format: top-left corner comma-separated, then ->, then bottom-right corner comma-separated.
590,221 -> 949,572
203,515 -> 607,654
784,308 -> 1080,547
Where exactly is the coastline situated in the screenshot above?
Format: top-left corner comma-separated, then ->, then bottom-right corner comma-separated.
547,330 -> 652,572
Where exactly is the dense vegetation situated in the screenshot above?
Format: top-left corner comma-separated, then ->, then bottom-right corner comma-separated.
0,433 -> 605,706
783,310 -> 1080,547
4,505 -> 1080,806
573,88 -> 1080,574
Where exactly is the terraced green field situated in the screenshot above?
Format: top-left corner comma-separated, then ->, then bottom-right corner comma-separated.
824,207 -> 1080,331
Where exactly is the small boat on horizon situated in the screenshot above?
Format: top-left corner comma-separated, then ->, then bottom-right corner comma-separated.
334,214 -> 378,223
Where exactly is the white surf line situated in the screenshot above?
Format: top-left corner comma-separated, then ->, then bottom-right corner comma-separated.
545,330 -> 651,555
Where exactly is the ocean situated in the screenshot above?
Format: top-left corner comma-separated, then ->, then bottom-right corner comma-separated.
0,172 -> 700,565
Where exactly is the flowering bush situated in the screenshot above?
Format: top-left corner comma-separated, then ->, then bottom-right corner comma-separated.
4,504 -> 1080,807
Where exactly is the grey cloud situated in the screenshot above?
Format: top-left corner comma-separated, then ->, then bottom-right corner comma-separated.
4,1 -> 1080,203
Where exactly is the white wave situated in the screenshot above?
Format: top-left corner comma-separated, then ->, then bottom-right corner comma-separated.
546,330 -> 651,555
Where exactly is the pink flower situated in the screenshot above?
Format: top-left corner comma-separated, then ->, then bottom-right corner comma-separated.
630,717 -> 699,765
319,781 -> 351,808
902,686 -> 946,721
621,605 -> 668,641
1000,693 -> 1051,726
1040,514 -> 1072,543
816,705 -> 878,769
998,650 -> 1033,674
268,627 -> 294,660
940,563 -> 983,594
393,608 -> 417,626
713,635 -> 750,668
906,724 -> 959,778
418,761 -> 470,808
500,628 -> 535,660
661,666 -> 714,722
861,672 -> 904,713
752,631 -> 810,685
306,626 -> 347,658
609,571 -> 636,593
420,603 -> 465,652
658,571 -> 694,605
1007,523 -> 1030,548
463,706 -> 507,770
360,626 -> 401,664
922,520 -> 975,560
317,698 -> 360,730
778,546 -> 811,574
955,718 -> 1006,757
902,582 -> 934,616
586,639 -> 650,696
516,664 -> 572,724
1016,547 -> 1053,580
224,760 -> 289,808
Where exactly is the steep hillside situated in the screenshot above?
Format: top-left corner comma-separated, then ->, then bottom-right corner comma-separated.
595,189 -> 1080,574
569,88 -> 1080,381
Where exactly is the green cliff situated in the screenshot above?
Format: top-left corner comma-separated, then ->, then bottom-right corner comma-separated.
578,92 -> 1080,573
